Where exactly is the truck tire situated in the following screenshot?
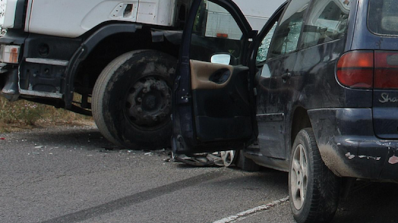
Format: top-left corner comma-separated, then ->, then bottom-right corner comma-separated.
289,128 -> 341,223
92,50 -> 176,149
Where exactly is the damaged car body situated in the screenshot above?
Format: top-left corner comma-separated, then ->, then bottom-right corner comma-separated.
172,0 -> 398,222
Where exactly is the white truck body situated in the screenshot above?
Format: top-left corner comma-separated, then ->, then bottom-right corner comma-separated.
237,0 -> 285,30
1,0 -> 284,38
205,0 -> 284,40
1,0 -> 182,38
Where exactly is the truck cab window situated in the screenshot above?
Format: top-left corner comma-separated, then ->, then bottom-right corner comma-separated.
190,0 -> 243,64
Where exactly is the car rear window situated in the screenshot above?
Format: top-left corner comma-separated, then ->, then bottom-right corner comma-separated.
368,0 -> 398,35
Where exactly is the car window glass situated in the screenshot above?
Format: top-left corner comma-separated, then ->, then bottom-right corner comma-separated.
268,0 -> 310,57
301,0 -> 350,49
256,22 -> 278,63
368,0 -> 398,35
190,0 -> 244,64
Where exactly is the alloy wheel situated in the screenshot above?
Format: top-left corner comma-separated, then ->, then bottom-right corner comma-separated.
291,144 -> 308,210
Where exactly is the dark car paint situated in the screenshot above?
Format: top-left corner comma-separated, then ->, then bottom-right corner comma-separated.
245,0 -> 359,173
192,66 -> 252,142
352,1 -> 398,140
245,4 -> 346,171
174,0 -> 398,180
247,0 -> 398,179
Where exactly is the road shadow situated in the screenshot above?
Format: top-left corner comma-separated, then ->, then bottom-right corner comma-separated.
333,181 -> 398,223
213,168 -> 288,191
8,126 -> 172,153
177,161 -> 398,223
21,127 -> 115,149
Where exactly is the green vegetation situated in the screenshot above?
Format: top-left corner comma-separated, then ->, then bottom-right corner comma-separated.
0,97 -> 92,132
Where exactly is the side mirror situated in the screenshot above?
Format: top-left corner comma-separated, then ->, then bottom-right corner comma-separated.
211,54 -> 231,65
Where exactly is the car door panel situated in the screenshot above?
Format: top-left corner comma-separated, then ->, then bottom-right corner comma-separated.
252,0 -> 310,160
190,60 -> 233,90
172,0 -> 256,154
191,60 -> 252,142
257,54 -> 296,159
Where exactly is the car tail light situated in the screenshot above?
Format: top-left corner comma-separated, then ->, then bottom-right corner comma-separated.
337,50 -> 398,89
374,51 -> 398,89
337,51 -> 374,88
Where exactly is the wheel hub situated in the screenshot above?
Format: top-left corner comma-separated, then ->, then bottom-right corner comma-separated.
291,144 -> 308,210
126,77 -> 172,127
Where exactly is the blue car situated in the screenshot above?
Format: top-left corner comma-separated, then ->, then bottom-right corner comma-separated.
172,0 -> 398,222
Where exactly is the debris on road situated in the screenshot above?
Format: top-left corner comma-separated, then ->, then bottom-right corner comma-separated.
175,153 -> 225,167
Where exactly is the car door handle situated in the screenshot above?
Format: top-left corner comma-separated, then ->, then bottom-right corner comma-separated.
209,68 -> 231,84
281,72 -> 291,82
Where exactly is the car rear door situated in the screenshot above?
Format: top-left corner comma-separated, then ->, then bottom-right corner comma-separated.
366,0 -> 398,139
172,0 -> 257,154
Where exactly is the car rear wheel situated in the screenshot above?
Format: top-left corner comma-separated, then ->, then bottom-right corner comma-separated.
289,128 -> 341,223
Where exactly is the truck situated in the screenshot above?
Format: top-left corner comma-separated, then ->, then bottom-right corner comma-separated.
0,0 -> 282,150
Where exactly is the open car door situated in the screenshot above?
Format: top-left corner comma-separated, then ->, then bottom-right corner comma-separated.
172,0 -> 257,154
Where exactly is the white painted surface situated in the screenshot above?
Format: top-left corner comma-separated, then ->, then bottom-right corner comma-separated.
205,0 -> 284,40
25,0 -> 178,38
6,0 -> 283,38
234,0 -> 285,30
0,0 -> 17,29
137,0 -> 177,26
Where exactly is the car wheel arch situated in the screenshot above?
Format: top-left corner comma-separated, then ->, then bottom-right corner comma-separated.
290,106 -> 312,149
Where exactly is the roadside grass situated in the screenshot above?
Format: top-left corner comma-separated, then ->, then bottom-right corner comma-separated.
0,97 -> 93,133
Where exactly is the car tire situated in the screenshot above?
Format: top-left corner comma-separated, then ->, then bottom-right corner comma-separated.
92,50 -> 176,149
237,150 -> 260,172
289,128 -> 341,223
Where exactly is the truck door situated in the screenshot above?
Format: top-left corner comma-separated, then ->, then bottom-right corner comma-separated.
172,0 -> 256,154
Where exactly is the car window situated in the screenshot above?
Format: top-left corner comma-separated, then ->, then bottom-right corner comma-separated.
368,0 -> 398,35
190,0 -> 244,64
256,22 -> 278,63
301,0 -> 350,49
268,0 -> 311,58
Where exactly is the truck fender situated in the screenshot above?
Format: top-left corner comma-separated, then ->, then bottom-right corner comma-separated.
64,23 -> 140,108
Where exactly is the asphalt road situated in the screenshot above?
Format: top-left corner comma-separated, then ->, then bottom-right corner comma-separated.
1,125 -> 398,223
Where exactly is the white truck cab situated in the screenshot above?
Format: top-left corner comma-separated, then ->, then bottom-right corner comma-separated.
0,0 -> 193,149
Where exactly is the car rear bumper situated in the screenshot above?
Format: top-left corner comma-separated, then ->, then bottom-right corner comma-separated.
308,108 -> 398,180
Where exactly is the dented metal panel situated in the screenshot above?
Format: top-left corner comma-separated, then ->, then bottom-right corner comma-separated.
137,0 -> 176,26
308,108 -> 398,180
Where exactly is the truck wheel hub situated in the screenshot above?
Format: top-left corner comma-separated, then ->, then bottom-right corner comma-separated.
126,77 -> 172,127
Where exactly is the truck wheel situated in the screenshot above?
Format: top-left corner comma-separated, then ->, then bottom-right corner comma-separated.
92,50 -> 176,149
289,128 -> 340,223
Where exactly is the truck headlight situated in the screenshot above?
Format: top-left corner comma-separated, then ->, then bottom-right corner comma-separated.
0,45 -> 20,63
